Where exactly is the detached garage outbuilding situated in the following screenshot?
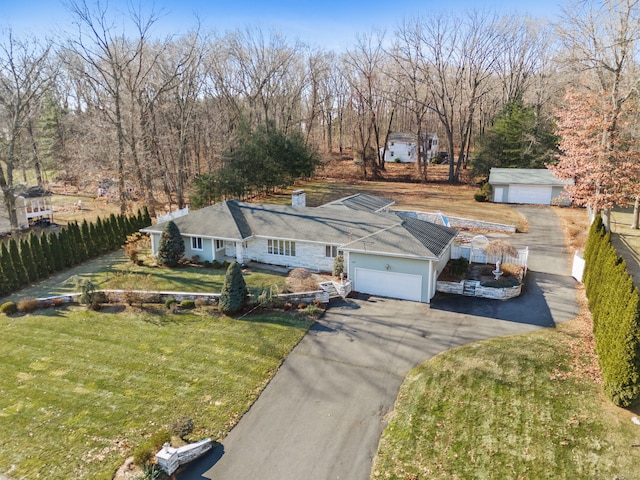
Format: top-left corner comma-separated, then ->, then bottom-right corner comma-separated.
488,168 -> 573,206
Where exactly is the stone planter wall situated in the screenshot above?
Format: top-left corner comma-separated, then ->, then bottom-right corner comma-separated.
436,280 -> 522,300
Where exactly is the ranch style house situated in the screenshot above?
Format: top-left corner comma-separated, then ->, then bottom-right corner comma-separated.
142,193 -> 458,303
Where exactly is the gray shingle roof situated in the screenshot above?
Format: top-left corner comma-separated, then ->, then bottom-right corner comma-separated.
143,200 -> 457,260
340,215 -> 457,259
488,168 -> 573,186
320,193 -> 395,212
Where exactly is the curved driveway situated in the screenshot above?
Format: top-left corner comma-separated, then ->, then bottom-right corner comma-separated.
180,206 -> 579,480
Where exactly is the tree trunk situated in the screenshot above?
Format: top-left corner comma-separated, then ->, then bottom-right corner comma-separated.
27,120 -> 44,187
632,197 -> 639,229
602,208 -> 611,232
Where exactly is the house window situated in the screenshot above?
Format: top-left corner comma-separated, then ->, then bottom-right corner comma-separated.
191,237 -> 203,251
389,151 -> 394,157
325,245 -> 338,258
268,239 -> 296,256
215,239 -> 224,250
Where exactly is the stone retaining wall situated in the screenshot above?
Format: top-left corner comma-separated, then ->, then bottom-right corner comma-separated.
436,280 -> 522,300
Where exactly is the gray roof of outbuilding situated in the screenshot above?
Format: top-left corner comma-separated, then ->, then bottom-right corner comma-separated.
488,168 -> 574,186
143,199 -> 457,259
320,193 -> 395,212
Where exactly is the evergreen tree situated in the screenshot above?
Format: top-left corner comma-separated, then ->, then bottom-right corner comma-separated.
142,206 -> 152,227
58,229 -> 73,267
80,220 -> 95,258
106,214 -> 119,250
218,261 -> 248,314
157,221 -> 184,267
29,232 -> 48,279
117,214 -> 128,240
0,242 -> 18,292
89,222 -> 101,256
9,238 -> 28,286
40,233 -> 54,274
136,209 -> 145,229
94,217 -> 107,253
49,232 -> 64,271
471,100 -> 559,177
20,238 -> 37,283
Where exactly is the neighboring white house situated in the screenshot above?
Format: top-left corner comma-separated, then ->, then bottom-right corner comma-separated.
141,193 -> 458,304
0,186 -> 53,234
382,132 -> 439,164
488,168 -> 573,206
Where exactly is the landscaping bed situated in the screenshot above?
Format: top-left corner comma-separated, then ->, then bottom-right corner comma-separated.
437,260 -> 524,300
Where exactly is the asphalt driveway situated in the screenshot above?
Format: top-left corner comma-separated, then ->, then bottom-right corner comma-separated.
179,205 -> 579,480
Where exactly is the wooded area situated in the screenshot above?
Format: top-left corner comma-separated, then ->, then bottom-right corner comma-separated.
1,0 -> 639,231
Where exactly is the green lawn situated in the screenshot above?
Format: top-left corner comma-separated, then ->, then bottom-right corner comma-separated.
7,251 -> 287,302
372,321 -> 640,479
0,307 -> 312,479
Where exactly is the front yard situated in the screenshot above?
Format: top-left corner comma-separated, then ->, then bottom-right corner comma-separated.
372,310 -> 640,479
0,307 -> 312,479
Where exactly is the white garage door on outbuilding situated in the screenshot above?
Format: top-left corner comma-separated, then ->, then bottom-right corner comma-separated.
507,185 -> 552,205
354,268 -> 422,302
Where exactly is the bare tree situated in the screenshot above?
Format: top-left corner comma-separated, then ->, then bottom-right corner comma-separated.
64,0 -> 161,213
556,0 -> 640,229
342,31 -> 391,179
0,29 -> 54,231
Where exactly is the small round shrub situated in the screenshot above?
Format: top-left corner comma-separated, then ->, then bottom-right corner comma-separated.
170,416 -> 194,440
194,297 -> 208,308
180,299 -> 196,309
165,297 -> 177,309
0,302 -> 17,315
202,260 -> 212,268
132,442 -> 154,467
212,260 -> 222,269
149,429 -> 171,451
18,299 -> 40,313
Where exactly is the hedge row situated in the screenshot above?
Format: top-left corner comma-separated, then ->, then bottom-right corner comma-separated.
0,208 -> 152,297
583,215 -> 640,407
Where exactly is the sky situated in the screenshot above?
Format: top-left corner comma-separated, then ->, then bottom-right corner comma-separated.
1,0 -> 565,51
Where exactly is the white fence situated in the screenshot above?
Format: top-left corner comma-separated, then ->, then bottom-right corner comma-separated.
157,206 -> 189,223
451,244 -> 529,270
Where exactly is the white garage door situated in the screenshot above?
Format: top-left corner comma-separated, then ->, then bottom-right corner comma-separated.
507,185 -> 552,204
354,268 -> 422,302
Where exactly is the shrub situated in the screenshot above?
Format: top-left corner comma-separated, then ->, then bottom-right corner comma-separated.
289,268 -> 311,279
474,182 -> 493,202
132,443 -> 154,467
0,301 -> 17,315
157,221 -> 185,267
77,279 -> 99,306
17,299 -> 40,313
149,429 -> 171,451
332,255 -> 344,277
180,299 -> 196,309
170,416 -> 194,441
203,260 -> 212,268
123,232 -> 149,265
194,297 -> 208,308
211,260 -> 221,269
165,297 -> 177,309
448,257 -> 469,277
219,261 -> 248,314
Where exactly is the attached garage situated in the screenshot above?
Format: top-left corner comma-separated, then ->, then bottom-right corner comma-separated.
353,268 -> 422,302
489,168 -> 573,206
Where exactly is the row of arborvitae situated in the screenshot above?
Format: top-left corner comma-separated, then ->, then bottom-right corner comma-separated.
0,209 -> 152,297
583,214 -> 640,407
